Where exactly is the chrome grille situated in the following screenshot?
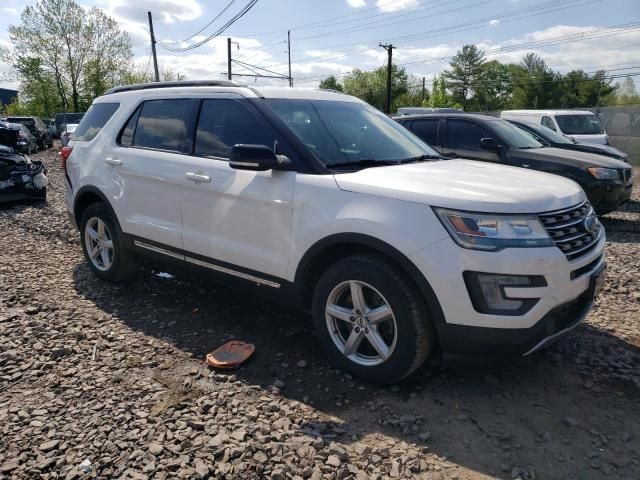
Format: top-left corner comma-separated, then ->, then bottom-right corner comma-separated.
538,201 -> 601,260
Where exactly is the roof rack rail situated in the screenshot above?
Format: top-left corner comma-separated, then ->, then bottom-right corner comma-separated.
104,80 -> 242,95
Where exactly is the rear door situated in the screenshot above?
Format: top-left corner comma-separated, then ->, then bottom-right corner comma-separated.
442,118 -> 500,162
113,98 -> 199,249
408,118 -> 443,153
179,96 -> 295,279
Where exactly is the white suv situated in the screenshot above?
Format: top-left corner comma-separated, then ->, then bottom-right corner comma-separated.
63,81 -> 606,383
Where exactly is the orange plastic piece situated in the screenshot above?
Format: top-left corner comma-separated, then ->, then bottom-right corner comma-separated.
206,341 -> 255,369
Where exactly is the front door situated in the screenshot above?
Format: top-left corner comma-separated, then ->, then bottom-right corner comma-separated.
179,97 -> 295,280
442,118 -> 501,162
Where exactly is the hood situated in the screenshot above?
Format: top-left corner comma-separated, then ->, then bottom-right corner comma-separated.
571,133 -> 607,145
514,146 -> 629,169
574,142 -> 627,160
333,159 -> 585,214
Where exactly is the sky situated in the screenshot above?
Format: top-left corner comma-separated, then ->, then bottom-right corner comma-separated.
1,0 -> 639,90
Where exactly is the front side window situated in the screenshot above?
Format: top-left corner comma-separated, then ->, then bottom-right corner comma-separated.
74,103 -> 120,142
489,120 -> 543,149
133,99 -> 194,153
195,99 -> 274,158
445,120 -> 488,150
266,99 -> 437,167
541,116 -> 556,131
411,119 -> 440,146
555,114 -> 604,135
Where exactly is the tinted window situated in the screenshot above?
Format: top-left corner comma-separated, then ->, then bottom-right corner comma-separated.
555,114 -> 604,135
74,103 -> 119,142
195,99 -> 274,158
119,106 -> 141,147
490,120 -> 543,149
541,116 -> 556,131
446,120 -> 488,150
410,119 -> 439,146
133,99 -> 193,153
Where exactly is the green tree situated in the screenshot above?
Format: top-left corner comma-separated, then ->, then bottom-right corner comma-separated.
318,75 -> 343,91
6,0 -> 132,112
443,44 -> 486,109
511,53 -> 556,109
429,74 -> 461,109
474,60 -> 515,112
614,77 -> 640,105
342,64 -> 411,112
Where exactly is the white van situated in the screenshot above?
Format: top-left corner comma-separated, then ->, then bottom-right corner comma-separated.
500,110 -> 608,145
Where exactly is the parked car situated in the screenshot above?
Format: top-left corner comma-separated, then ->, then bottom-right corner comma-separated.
15,124 -> 39,154
60,123 -> 79,147
397,107 -> 463,115
55,112 -> 84,137
42,118 -> 57,139
0,121 -> 48,203
506,119 -> 628,162
6,116 -> 52,150
64,81 -> 606,383
500,110 -> 608,145
395,113 -> 633,215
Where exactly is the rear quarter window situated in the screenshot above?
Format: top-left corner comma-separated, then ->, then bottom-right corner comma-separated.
74,103 -> 120,141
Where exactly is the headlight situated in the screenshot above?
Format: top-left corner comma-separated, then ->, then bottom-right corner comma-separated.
434,208 -> 554,251
588,167 -> 619,180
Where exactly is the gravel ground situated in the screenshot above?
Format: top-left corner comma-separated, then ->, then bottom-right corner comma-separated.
1,147 -> 639,480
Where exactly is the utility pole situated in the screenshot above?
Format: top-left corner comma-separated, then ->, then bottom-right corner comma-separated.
227,38 -> 232,80
379,43 -> 395,114
421,77 -> 426,103
287,30 -> 293,87
147,11 -> 160,82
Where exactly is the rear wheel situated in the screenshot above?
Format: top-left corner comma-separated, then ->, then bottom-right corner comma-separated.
79,203 -> 139,282
312,254 -> 434,383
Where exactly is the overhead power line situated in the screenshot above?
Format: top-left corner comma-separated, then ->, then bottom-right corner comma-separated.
157,0 -> 260,52
170,0 -> 238,45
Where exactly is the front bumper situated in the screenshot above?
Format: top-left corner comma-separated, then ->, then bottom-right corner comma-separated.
410,231 -> 606,356
585,180 -> 633,212
0,160 -> 48,204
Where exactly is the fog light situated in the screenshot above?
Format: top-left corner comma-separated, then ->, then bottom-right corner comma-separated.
464,272 -> 546,315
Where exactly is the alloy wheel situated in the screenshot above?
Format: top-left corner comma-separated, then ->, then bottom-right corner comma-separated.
84,217 -> 114,271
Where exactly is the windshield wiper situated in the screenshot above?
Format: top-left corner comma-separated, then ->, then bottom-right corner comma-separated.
327,159 -> 401,169
398,154 -> 443,163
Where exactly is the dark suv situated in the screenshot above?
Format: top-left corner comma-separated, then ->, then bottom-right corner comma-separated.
6,116 -> 52,150
395,113 -> 633,214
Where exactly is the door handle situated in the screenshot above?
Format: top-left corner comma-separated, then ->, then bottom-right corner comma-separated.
185,172 -> 211,183
105,157 -> 123,166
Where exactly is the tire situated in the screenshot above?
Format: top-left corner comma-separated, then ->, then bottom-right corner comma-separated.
79,203 -> 139,282
312,254 -> 434,383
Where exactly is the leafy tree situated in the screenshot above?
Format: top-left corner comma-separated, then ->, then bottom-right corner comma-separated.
318,75 -> 343,91
342,64 -> 412,112
474,60 -> 515,112
429,74 -> 461,109
6,0 -> 132,112
614,77 -> 640,105
511,53 -> 556,109
443,44 -> 486,109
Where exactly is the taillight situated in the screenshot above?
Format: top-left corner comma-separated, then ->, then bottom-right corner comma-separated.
60,146 -> 73,171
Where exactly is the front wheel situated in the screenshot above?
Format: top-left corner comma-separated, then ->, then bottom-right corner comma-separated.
79,203 -> 139,282
312,254 -> 434,383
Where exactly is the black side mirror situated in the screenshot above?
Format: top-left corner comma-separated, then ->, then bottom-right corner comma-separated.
480,137 -> 500,152
229,144 -> 292,171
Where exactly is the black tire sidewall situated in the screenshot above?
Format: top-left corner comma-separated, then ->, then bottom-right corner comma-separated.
79,203 -> 129,282
312,255 -> 432,383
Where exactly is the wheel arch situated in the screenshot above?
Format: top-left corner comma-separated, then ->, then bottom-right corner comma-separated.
295,233 -> 446,326
73,186 -> 119,229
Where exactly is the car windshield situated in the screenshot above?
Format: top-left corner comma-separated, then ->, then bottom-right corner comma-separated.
490,119 -> 543,149
265,98 -> 439,167
555,114 -> 603,135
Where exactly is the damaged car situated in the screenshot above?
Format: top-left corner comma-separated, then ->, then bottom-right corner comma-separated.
0,121 -> 48,204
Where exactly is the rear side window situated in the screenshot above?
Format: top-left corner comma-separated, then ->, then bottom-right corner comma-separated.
74,103 -> 119,141
411,119 -> 439,146
446,120 -> 489,150
133,99 -> 194,153
195,99 -> 274,158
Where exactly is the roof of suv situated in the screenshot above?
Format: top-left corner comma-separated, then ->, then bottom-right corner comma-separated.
501,110 -> 596,116
100,80 -> 361,103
